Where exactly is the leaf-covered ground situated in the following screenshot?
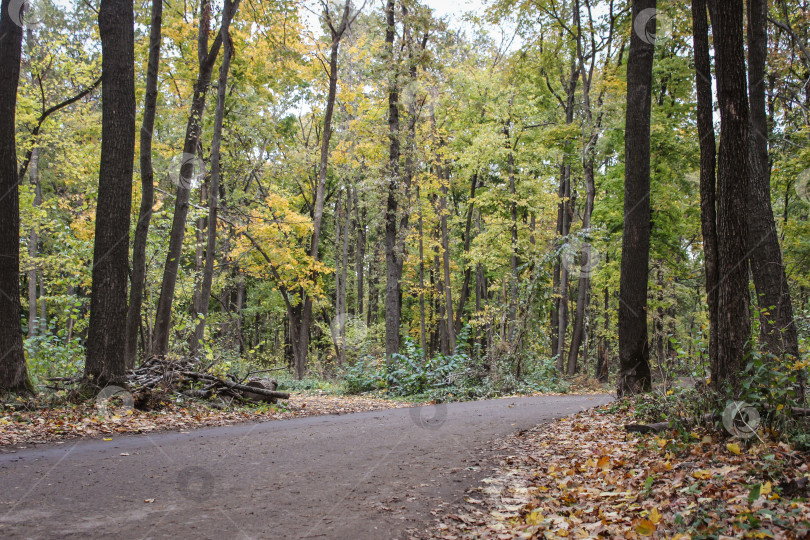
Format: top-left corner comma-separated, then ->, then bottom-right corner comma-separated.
0,392 -> 412,450
432,404 -> 810,539
0,379 -> 606,450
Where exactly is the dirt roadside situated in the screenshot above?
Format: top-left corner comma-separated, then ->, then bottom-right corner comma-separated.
0,394 -> 611,539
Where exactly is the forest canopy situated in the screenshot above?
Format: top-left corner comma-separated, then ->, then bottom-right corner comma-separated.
0,0 -> 808,400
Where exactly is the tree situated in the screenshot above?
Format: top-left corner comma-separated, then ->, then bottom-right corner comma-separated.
745,0 -> 799,360
691,0 -> 719,372
708,0 -> 751,391
152,0 -> 224,357
191,0 -> 240,356
84,0 -> 136,386
125,0 -> 163,368
0,0 -> 34,393
383,0 -> 401,362
617,0 -> 655,395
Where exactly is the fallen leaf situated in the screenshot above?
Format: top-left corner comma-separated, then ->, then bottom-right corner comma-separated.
634,518 -> 656,536
727,442 -> 741,455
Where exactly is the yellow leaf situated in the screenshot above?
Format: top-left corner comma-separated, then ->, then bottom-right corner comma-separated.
776,404 -> 784,411
525,510 -> 544,525
701,435 -> 713,444
761,481 -> 772,495
103,437 -> 113,441
727,442 -> 741,455
597,455 -> 611,470
649,508 -> 663,524
635,518 -> 656,536
692,469 -> 712,480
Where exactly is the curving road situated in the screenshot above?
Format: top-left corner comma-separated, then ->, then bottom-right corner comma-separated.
0,394 -> 611,539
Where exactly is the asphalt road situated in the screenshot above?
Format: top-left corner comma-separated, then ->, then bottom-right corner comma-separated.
0,394 -> 612,539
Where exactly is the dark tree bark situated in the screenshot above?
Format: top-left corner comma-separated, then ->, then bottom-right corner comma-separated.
417,184 -> 427,356
709,0 -> 751,392
85,0 -> 136,387
746,0 -> 799,360
617,0 -> 655,396
455,173 -> 477,334
125,0 -> 162,368
567,155 -> 595,376
440,166 -> 455,354
0,0 -> 33,392
153,0 -> 223,357
383,0 -> 401,363
692,0 -> 719,372
191,0 -> 239,357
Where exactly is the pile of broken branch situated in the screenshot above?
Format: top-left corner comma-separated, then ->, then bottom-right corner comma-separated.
48,356 -> 290,408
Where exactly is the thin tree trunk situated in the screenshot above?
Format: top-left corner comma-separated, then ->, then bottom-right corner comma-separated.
440,169 -> 455,354
354,189 -> 365,317
507,140 -> 519,343
27,148 -> 40,338
0,0 -> 33,392
556,162 -> 572,371
85,0 -> 136,387
296,0 -> 352,379
383,0 -> 401,363
339,188 -> 351,364
617,0 -> 655,396
153,0 -> 223,357
417,184 -> 427,356
746,0 -> 799,360
567,154 -> 595,376
191,0 -> 238,357
455,173 -> 477,334
692,0 -> 719,374
125,0 -> 162,368
709,0 -> 751,393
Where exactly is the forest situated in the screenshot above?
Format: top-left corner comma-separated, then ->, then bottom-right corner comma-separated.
0,0 -> 808,404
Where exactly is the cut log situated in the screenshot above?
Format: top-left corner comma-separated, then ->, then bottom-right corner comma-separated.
182,372 -> 290,400
241,379 -> 280,403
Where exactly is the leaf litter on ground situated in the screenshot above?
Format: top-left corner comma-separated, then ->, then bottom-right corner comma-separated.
431,404 -> 810,539
0,391 -> 411,449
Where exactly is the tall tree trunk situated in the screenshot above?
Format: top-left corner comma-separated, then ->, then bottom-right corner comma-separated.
455,173 -> 477,334
555,162 -> 572,371
617,0 -> 655,396
746,0 -> 799,359
191,0 -> 238,357
27,148 -> 40,338
417,185 -> 427,356
383,0 -> 401,362
354,189 -> 365,317
85,0 -> 136,387
692,0 -> 719,374
153,0 -> 223,357
440,169 -> 455,354
567,154 -> 595,376
125,0 -> 162,368
338,189 -> 351,364
0,0 -> 33,392
293,0 -> 352,379
367,240 -> 380,326
709,0 -> 751,392
507,140 -> 519,343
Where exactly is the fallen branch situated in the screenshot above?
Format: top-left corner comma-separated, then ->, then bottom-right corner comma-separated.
182,371 -> 290,400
